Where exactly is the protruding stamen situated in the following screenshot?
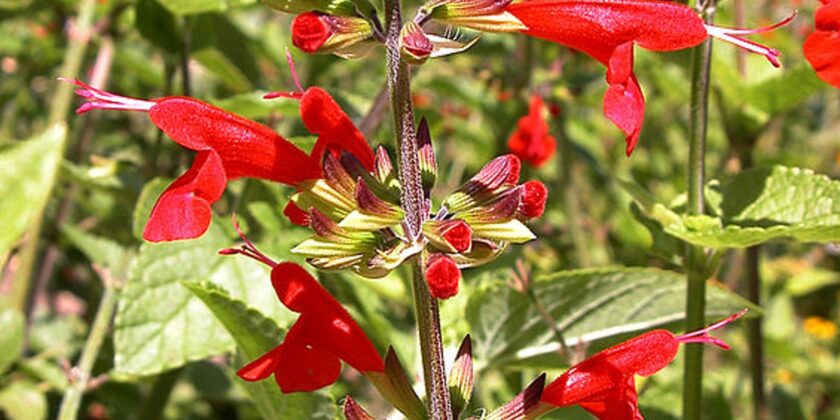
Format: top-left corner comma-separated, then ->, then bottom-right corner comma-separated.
675,309 -> 748,350
263,48 -> 306,100
218,214 -> 278,267
704,12 -> 795,68
60,77 -> 156,114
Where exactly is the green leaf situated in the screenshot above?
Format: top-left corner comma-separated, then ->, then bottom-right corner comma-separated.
60,225 -> 130,273
184,281 -> 336,420
157,0 -> 226,15
135,0 -> 180,52
0,382 -> 47,420
466,267 -> 758,368
657,167 -> 840,248
113,222 -> 285,377
0,123 -> 66,261
0,308 -> 24,374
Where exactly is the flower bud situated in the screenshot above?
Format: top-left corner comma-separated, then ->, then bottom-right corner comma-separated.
424,219 -> 473,253
419,0 -> 526,33
284,201 -> 311,227
400,22 -> 434,64
425,254 -> 461,299
291,11 -> 375,57
519,180 -> 547,219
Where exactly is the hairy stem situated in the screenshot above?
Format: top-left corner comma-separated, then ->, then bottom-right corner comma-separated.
56,281 -> 119,420
682,1 -> 715,419
384,0 -> 451,417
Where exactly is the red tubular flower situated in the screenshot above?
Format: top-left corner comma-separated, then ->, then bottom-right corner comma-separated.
805,0 -> 840,88
237,262 -> 385,392
505,0 -> 791,155
540,310 -> 746,419
66,71 -> 375,242
425,254 -> 462,299
507,95 -> 556,167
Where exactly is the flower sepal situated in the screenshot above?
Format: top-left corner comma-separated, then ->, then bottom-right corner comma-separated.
365,348 -> 427,420
449,335 -> 475,417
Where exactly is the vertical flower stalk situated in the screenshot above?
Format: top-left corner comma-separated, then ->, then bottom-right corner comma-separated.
384,0 -> 452,418
683,0 -> 715,419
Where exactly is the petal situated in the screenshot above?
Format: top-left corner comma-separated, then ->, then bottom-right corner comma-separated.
603,42 -> 645,156
270,262 -> 385,373
506,0 -> 707,56
237,345 -> 283,381
283,201 -> 312,227
300,87 -> 376,171
273,338 -> 342,393
804,30 -> 840,89
578,377 -> 643,420
149,97 -> 322,184
143,150 -> 226,242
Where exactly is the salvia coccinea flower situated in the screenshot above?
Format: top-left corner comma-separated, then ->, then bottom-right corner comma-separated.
507,95 -> 557,167
804,0 -> 840,89
540,310 -> 747,419
65,73 -> 374,242
498,0 -> 792,156
236,260 -> 385,392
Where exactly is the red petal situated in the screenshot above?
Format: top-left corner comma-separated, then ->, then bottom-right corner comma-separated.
519,180 -> 548,219
805,2 -> 840,89
143,150 -> 226,242
541,330 -> 678,408
300,87 -> 376,171
283,201 -> 311,227
578,377 -> 643,420
292,12 -> 332,53
270,263 -> 385,373
603,43 -> 645,156
507,95 -> 556,167
237,345 -> 283,381
506,0 -> 707,58
441,219 -> 473,253
425,254 -> 461,299
149,97 -> 322,184
273,337 -> 342,393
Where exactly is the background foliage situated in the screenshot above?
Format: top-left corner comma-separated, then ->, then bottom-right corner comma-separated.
1,0 -> 839,419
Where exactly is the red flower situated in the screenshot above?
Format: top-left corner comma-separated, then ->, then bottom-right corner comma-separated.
506,1 -> 790,155
540,310 -> 746,419
440,219 -> 473,253
507,95 -> 556,167
425,254 -> 462,299
805,0 -> 840,88
237,261 -> 384,392
66,71 -> 374,242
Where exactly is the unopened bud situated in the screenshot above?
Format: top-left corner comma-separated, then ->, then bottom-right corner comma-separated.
424,219 -> 473,253
284,201 -> 311,227
400,22 -> 433,64
425,254 -> 461,299
419,0 -> 526,33
291,11 -> 375,57
519,180 -> 548,219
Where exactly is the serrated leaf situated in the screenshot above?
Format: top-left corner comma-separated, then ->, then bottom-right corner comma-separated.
658,166 -> 840,248
0,123 -> 66,261
184,281 -> 335,420
113,222 -> 284,377
466,267 -> 758,368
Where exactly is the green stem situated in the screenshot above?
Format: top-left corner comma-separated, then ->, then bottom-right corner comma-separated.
682,1 -> 715,419
384,0 -> 451,417
56,285 -> 119,420
745,246 -> 766,420
12,0 -> 97,313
